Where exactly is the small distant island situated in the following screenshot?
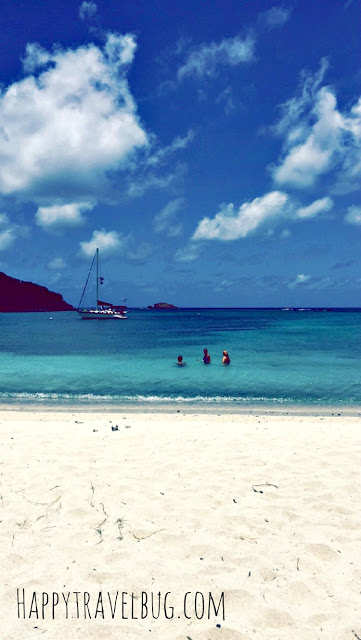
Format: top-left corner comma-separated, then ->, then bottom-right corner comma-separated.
0,272 -> 74,312
147,302 -> 178,310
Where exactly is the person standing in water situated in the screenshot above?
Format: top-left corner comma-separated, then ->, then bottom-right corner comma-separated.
222,350 -> 231,364
203,348 -> 211,364
176,355 -> 186,366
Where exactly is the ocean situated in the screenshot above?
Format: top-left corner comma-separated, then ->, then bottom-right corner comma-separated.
0,308 -> 360,408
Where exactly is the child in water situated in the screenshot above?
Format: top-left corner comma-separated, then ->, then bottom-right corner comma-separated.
176,355 -> 186,366
222,350 -> 231,364
203,348 -> 211,364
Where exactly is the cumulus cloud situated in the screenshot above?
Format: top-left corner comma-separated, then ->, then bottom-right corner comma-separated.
272,60 -> 361,191
153,199 -> 184,236
273,88 -> 343,187
288,273 -> 311,288
48,257 -> 66,270
79,229 -> 125,258
344,205 -> 361,225
36,202 -> 93,232
178,34 -> 255,80
296,196 -> 333,219
0,34 -> 147,205
259,6 -> 291,29
187,188 -> 336,245
105,33 -> 137,65
79,1 -> 97,21
192,191 -> 289,241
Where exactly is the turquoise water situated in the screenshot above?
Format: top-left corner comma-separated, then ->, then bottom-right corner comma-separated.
0,309 -> 360,407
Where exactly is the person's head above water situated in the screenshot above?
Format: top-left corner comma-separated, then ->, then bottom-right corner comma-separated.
178,355 -> 183,362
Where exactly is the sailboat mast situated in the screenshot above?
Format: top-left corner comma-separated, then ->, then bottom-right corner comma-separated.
96,247 -> 99,306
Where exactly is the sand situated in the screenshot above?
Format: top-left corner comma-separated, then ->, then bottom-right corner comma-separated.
0,407 -> 360,639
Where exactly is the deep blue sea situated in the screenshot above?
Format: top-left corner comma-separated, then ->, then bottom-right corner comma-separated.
0,309 -> 360,408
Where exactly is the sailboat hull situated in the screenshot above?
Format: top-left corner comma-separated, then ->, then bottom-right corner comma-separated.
78,309 -> 127,319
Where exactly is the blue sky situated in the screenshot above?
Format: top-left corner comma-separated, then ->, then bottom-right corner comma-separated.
0,0 -> 360,307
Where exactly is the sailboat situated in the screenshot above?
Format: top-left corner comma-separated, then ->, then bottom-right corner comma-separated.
77,248 -> 127,320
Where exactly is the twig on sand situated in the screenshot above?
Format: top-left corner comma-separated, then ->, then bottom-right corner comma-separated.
90,482 -> 95,507
129,528 -> 166,542
236,535 -> 258,544
16,518 -> 29,529
116,517 -> 126,541
93,502 -> 109,544
252,483 -> 278,494
100,502 -> 108,519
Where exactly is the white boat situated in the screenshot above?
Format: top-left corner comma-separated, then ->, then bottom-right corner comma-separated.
79,307 -> 127,319
78,248 -> 127,320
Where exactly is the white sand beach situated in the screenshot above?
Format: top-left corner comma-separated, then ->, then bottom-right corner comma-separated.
1,408 -> 360,639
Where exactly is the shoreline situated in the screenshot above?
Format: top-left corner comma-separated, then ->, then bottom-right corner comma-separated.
0,401 -> 360,416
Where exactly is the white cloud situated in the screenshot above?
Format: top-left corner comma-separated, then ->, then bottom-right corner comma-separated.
192,191 -> 289,241
146,130 -> 195,167
79,1 -> 97,21
36,202 -> 93,232
288,273 -> 311,288
0,228 -> 16,251
273,88 -> 343,187
0,34 -> 147,205
105,33 -> 137,66
296,196 -> 333,219
48,257 -> 66,270
0,212 -> 27,250
272,61 -> 361,191
153,198 -> 184,236
22,43 -> 52,73
214,278 -> 239,292
178,35 -> 255,80
273,58 -> 329,139
79,229 -> 124,258
174,243 -> 202,262
259,6 -> 291,29
335,97 -> 361,193
344,205 -> 361,225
